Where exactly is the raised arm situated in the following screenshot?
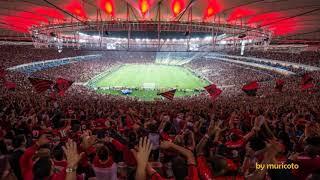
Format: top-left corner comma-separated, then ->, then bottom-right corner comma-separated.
64,139 -> 84,180
160,141 -> 196,165
247,140 -> 282,180
134,137 -> 153,180
196,120 -> 222,156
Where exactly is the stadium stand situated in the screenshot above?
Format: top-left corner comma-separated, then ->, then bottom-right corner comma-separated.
1,45 -> 320,180
1,0 -> 320,179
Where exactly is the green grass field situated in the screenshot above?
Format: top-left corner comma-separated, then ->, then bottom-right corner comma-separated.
88,64 -> 209,100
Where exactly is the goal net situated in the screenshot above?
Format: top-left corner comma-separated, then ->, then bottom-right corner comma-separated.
143,83 -> 156,90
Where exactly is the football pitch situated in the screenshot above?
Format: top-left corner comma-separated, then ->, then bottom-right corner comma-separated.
87,64 -> 209,100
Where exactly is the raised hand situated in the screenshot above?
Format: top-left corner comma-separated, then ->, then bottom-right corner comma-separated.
208,120 -> 223,136
135,137 -> 153,167
133,137 -> 153,180
63,139 -> 83,169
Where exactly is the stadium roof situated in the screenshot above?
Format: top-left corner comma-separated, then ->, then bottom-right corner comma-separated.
0,0 -> 320,41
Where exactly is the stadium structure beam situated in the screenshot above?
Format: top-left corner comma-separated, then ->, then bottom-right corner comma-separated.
82,0 -> 97,8
186,7 -> 192,51
127,2 -> 130,50
127,3 -> 139,21
157,1 -> 161,51
174,0 -> 196,22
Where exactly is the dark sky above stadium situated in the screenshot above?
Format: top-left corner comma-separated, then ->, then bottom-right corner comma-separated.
0,0 -> 320,39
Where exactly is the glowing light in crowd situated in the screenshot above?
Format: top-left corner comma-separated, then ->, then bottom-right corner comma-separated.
139,0 -> 150,16
204,0 -> 221,19
227,8 -> 255,22
65,0 -> 87,19
98,0 -> 115,16
171,0 -> 185,16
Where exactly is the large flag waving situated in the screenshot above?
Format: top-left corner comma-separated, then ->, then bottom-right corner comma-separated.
54,78 -> 74,96
28,77 -> 54,93
275,79 -> 285,92
242,81 -> 259,96
301,74 -> 314,91
4,81 -> 16,90
204,84 -> 222,100
157,89 -> 176,100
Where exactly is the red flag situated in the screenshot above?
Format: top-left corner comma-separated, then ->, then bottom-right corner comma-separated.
301,83 -> 315,91
301,74 -> 314,91
28,77 -> 54,93
242,81 -> 259,96
55,78 -> 74,96
204,84 -> 222,100
4,81 -> 16,90
157,89 -> 176,100
275,79 -> 285,92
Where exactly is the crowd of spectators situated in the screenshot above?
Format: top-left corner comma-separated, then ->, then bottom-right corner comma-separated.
32,52 -> 154,83
0,46 -> 93,68
229,50 -> 320,67
0,46 -> 320,180
186,59 -> 277,87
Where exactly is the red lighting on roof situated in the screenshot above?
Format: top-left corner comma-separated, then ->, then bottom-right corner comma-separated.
227,8 -> 255,22
33,7 -> 65,20
247,12 -> 280,25
98,0 -> 115,16
139,0 -> 150,16
0,24 -> 29,33
171,0 -> 185,17
204,0 -> 221,19
0,9 -> 53,33
248,12 -> 299,35
1,16 -> 36,32
269,19 -> 298,35
19,12 -> 49,24
65,0 -> 87,19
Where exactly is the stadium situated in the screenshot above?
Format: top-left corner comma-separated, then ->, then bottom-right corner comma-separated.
0,0 -> 320,180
